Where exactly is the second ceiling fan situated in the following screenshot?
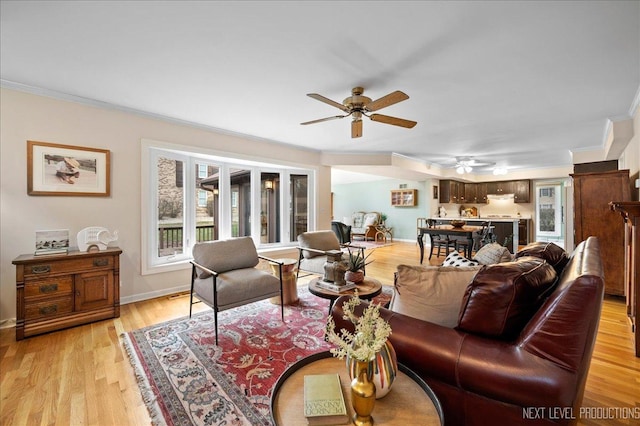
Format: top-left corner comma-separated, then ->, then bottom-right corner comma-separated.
301,87 -> 417,138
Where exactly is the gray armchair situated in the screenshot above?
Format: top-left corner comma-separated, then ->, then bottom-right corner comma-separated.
296,230 -> 365,281
189,236 -> 284,345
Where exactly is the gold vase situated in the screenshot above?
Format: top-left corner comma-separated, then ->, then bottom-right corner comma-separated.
350,359 -> 376,426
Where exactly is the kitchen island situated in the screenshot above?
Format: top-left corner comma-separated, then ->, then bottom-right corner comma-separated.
430,216 -> 526,253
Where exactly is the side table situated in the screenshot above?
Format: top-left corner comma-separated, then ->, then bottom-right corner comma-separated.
308,276 -> 382,315
271,351 -> 443,425
269,258 -> 299,305
375,225 -> 393,243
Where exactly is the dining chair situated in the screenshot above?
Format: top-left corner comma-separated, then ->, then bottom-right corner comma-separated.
427,219 -> 456,258
189,236 -> 284,345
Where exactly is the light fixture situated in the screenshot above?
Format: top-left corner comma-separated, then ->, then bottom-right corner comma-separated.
264,180 -> 274,190
213,188 -> 219,195
456,164 -> 472,174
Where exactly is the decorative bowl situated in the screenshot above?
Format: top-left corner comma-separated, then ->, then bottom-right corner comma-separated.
450,220 -> 466,228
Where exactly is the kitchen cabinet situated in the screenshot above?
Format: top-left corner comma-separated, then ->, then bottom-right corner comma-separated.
512,180 -> 531,203
476,183 -> 488,203
487,180 -> 514,195
12,247 -> 122,340
463,183 -> 478,203
571,170 -> 630,296
491,222 -> 515,253
439,180 -> 461,203
518,219 -> 530,245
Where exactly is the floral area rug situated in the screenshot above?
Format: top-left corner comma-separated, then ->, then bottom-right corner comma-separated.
122,285 -> 392,426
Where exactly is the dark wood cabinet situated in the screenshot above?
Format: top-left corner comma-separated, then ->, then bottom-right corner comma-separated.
440,179 -> 530,204
610,201 -> 640,357
572,170 -> 630,296
477,183 -> 488,203
487,180 -> 514,195
440,180 -> 461,203
463,183 -> 478,203
512,180 -> 531,203
12,248 -> 122,340
518,219 -> 530,245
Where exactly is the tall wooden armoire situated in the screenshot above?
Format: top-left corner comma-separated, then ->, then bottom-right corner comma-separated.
571,170 -> 631,296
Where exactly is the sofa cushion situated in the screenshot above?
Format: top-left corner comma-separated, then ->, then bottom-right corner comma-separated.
473,242 -> 513,265
457,257 -> 557,339
442,251 -> 479,267
390,264 -> 481,328
192,237 -> 259,278
297,231 -> 341,259
515,241 -> 569,274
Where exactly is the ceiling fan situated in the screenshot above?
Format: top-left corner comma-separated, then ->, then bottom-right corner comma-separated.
301,87 -> 417,138
451,157 -> 495,174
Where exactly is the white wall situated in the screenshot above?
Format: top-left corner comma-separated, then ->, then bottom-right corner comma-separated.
0,88 -> 331,323
621,102 -> 640,200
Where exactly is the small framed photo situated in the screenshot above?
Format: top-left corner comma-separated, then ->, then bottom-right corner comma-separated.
27,141 -> 110,196
433,185 -> 439,199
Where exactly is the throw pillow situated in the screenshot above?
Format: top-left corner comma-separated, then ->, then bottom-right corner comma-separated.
515,241 -> 569,274
456,258 -> 557,340
442,251 -> 479,267
390,264 -> 481,328
473,242 -> 513,265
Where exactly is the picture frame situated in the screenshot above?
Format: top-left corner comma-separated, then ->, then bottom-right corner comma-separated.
27,141 -> 111,196
433,185 -> 439,199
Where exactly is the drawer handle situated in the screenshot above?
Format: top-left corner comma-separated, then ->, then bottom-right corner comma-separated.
93,258 -> 108,267
32,265 -> 51,274
39,283 -> 58,293
39,305 -> 58,315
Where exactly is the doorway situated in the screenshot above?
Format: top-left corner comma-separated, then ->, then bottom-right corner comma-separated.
534,181 -> 566,249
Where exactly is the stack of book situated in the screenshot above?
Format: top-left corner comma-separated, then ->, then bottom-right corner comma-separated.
314,280 -> 357,293
304,374 -> 349,425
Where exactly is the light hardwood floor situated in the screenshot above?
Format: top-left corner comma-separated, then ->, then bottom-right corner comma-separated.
1,242 -> 638,425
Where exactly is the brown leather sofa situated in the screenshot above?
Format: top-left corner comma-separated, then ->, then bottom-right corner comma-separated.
330,237 -> 604,425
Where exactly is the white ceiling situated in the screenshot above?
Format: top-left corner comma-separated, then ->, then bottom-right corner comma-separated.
1,1 -> 639,181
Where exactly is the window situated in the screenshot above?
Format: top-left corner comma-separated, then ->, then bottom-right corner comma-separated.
536,183 -> 563,238
197,190 -> 208,207
142,140 -> 314,274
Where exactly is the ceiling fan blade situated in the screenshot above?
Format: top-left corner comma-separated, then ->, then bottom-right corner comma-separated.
307,93 -> 350,112
366,91 -> 409,112
352,120 -> 363,138
300,115 -> 346,125
369,113 -> 417,128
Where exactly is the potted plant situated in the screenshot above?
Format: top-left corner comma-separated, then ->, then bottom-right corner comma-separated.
345,248 -> 373,283
380,213 -> 388,226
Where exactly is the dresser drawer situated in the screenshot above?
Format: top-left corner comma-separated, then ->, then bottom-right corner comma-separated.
24,276 -> 73,299
25,296 -> 73,320
23,256 -> 114,277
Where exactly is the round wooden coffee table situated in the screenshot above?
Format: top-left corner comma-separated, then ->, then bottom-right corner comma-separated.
308,277 -> 383,315
270,351 -> 443,425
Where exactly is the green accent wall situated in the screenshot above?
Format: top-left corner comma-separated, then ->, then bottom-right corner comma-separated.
332,179 -> 433,241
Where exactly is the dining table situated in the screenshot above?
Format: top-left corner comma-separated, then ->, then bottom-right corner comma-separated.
418,225 -> 486,263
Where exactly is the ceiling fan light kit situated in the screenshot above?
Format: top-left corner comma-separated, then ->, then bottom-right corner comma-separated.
301,87 -> 417,138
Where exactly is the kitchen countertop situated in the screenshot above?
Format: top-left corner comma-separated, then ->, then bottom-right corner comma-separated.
431,216 -> 531,222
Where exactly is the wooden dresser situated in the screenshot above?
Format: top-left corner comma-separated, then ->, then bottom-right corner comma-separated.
610,201 -> 640,357
12,247 -> 122,340
571,170 -> 631,296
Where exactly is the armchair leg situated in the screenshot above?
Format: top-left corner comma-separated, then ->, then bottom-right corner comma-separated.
214,309 -> 218,346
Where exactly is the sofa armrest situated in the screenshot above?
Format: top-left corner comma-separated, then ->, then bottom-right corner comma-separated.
330,296 -> 578,409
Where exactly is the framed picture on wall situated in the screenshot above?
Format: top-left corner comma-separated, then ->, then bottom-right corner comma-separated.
433,185 -> 439,199
27,140 -> 111,196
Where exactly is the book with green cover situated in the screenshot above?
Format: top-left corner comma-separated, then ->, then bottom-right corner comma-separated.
303,374 -> 349,425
